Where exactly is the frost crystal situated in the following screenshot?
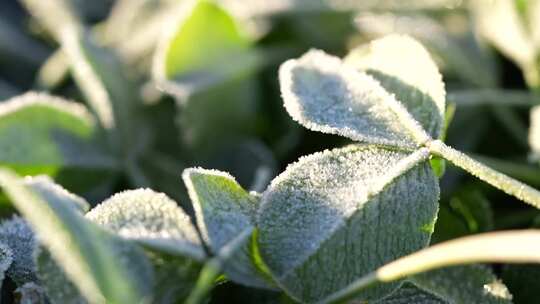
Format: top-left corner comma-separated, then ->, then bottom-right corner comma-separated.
345,34 -> 445,139
183,168 -> 270,288
26,175 -> 90,213
0,216 -> 38,285
257,144 -> 438,302
86,188 -> 206,260
279,49 -> 430,149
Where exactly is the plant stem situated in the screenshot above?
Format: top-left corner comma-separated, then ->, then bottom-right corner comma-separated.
185,259 -> 222,304
321,230 -> 540,304
427,140 -> 540,209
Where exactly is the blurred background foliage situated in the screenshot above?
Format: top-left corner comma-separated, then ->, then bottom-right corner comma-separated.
1,0 -> 540,302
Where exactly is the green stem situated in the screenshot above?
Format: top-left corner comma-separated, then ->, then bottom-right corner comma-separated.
470,154 -> 540,187
320,230 -> 540,304
184,259 -> 222,304
427,140 -> 540,209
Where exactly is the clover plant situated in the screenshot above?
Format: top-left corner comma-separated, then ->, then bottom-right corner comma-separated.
1,1 -> 540,304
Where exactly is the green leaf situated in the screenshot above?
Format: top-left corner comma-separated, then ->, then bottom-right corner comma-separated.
0,217 -> 37,285
257,144 -> 439,302
0,92 -> 116,193
502,264 -> 540,304
36,248 -> 87,304
153,0 -> 260,97
374,282 -> 446,304
86,189 -> 208,303
411,265 -> 512,304
0,242 -> 12,290
0,169 -> 154,304
345,35 -> 445,140
28,175 -> 90,213
279,48 -> 431,150
183,168 -> 271,288
85,188 -> 206,260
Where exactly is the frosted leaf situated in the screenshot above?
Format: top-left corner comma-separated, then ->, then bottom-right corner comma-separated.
0,242 -> 12,289
374,282 -> 446,304
0,169 -> 154,304
14,282 -> 47,304
0,92 -> 117,173
0,217 -> 37,285
257,144 -> 439,302
279,49 -> 430,149
345,35 -> 445,139
529,105 -> 540,160
27,175 -> 90,213
86,188 -> 206,260
36,248 -> 86,304
183,168 -> 271,288
411,265 -> 513,304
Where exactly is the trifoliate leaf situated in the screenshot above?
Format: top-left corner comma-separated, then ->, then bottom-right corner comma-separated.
0,242 -> 12,289
14,282 -> 47,304
0,169 -> 154,304
85,188 -> 206,260
153,0 -> 260,98
345,35 -> 445,139
257,144 -> 439,302
0,93 -> 117,184
411,265 -> 513,304
374,282 -> 446,304
183,168 -> 271,288
0,217 -> 37,285
279,49 -> 431,150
